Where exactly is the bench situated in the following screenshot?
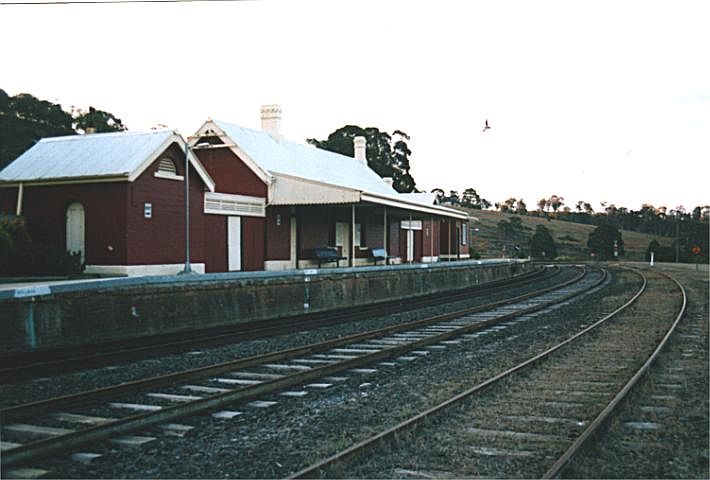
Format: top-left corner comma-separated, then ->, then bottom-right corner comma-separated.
312,247 -> 347,268
370,248 -> 392,265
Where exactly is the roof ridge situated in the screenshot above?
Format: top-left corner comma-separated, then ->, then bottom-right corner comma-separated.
40,129 -> 175,143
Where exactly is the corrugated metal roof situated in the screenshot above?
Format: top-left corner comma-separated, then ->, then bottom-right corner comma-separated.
400,192 -> 439,205
0,130 -> 177,182
213,120 -> 397,197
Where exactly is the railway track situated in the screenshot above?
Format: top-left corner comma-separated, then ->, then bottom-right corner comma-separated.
0,265 -> 604,476
0,265 -> 556,383
290,268 -> 686,479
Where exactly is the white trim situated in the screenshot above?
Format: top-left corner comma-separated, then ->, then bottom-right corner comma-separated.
264,260 -> 295,271
153,171 -> 184,181
84,263 -> 205,276
128,133 -> 216,192
361,192 -> 468,220
191,120 -> 273,190
439,253 -> 471,260
204,192 -> 266,217
421,256 -> 440,263
0,175 -> 129,187
401,220 -> 423,230
269,172 -> 361,205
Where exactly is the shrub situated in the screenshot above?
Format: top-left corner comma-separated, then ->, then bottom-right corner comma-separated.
0,216 -> 84,276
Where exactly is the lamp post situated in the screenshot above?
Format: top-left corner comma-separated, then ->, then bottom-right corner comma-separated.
180,141 -> 210,275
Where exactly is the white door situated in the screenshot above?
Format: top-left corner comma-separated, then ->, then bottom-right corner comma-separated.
290,216 -> 297,269
66,202 -> 85,263
406,229 -> 414,262
228,216 -> 241,271
335,222 -> 349,261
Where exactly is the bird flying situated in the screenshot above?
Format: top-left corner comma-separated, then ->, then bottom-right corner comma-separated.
482,119 -> 491,132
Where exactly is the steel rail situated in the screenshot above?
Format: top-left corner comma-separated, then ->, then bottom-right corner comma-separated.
0,266 -> 553,382
542,268 -> 687,478
1,267 -> 601,468
0,266 -> 576,423
288,267 -> 644,479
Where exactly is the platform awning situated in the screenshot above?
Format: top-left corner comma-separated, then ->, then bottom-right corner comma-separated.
269,173 -> 468,221
269,173 -> 361,205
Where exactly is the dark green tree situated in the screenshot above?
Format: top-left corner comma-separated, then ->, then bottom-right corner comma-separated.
431,188 -> 445,204
530,224 -> 557,259
461,188 -> 480,208
74,106 -> 126,133
0,89 -> 127,169
307,125 -> 417,193
587,223 -> 624,260
0,89 -> 74,168
444,190 -> 461,206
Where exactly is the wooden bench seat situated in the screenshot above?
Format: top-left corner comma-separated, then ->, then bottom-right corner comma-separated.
312,247 -> 347,267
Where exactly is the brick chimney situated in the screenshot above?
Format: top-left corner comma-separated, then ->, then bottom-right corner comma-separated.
260,104 -> 282,141
353,136 -> 367,165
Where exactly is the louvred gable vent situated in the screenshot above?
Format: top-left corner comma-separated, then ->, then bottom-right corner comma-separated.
158,157 -> 177,175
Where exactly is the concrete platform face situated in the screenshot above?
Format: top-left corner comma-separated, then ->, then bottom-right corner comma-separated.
0,259 -> 531,355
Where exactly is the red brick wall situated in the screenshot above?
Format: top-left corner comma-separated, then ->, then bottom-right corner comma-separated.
0,187 -> 17,213
242,216 -> 265,271
422,217 -> 440,258
126,143 -> 206,265
195,148 -> 267,197
204,215 -> 227,272
13,182 -> 128,265
388,220 -> 401,257
460,221 -> 470,256
298,208 -> 330,256
266,207 -> 291,261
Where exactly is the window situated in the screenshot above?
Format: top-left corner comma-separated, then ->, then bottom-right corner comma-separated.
154,157 -> 183,180
462,222 -> 467,245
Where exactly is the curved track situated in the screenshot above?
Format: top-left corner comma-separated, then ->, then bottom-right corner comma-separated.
290,267 -> 686,478
1,266 -> 603,473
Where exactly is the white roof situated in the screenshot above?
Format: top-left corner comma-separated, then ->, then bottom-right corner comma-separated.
213,120 -> 397,196
0,130 -> 215,190
400,192 -> 439,205
195,119 -> 467,220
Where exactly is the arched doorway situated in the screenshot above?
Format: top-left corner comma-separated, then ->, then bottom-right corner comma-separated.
66,202 -> 85,263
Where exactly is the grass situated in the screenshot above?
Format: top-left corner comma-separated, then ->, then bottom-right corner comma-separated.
466,209 -> 673,261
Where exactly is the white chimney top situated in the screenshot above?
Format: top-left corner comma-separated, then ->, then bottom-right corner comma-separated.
353,136 -> 367,165
260,104 -> 282,140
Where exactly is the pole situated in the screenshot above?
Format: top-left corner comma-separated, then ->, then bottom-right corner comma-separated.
182,141 -> 192,274
15,182 -> 23,216
351,205 -> 355,267
675,215 -> 679,263
383,207 -> 388,264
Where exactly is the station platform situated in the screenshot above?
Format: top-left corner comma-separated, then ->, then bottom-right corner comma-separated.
0,259 -> 531,355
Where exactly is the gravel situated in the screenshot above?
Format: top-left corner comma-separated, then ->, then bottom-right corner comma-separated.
0,267 -> 580,408
26,267 -> 653,479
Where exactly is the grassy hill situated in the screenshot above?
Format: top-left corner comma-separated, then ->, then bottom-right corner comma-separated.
466,209 -> 674,262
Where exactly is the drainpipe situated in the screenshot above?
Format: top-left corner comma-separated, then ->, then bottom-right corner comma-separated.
409,213 -> 413,263
448,221 -> 452,260
383,207 -> 388,263
15,183 -> 24,216
351,205 -> 356,267
430,215 -> 434,261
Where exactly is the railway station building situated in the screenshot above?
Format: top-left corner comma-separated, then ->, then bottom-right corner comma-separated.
0,105 -> 471,275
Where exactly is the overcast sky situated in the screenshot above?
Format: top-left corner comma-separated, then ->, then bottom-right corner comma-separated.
2,0 -> 708,212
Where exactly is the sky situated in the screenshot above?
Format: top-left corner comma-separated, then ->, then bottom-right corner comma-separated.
1,0 -> 708,212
